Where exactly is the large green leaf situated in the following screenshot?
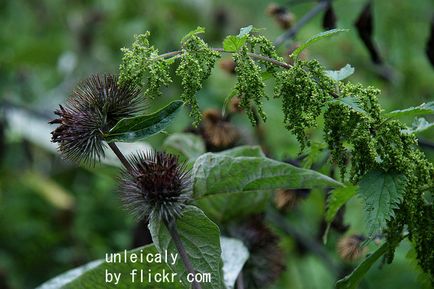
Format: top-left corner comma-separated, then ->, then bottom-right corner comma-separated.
384,101 -> 434,118
195,190 -> 269,223
104,100 -> 183,143
358,170 -> 406,237
336,242 -> 388,289
149,206 -> 224,289
36,245 -> 184,289
163,132 -> 205,161
291,28 -> 348,59
192,152 -> 342,199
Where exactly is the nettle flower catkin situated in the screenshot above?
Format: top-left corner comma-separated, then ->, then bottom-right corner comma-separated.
119,151 -> 191,222
49,74 -> 142,164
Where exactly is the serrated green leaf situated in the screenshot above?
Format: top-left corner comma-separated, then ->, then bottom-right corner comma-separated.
401,117 -> 434,134
181,26 -> 205,43
330,96 -> 367,114
220,237 -> 249,289
163,133 -> 205,161
358,170 -> 406,237
149,206 -> 224,289
325,64 -> 355,81
336,242 -> 388,289
237,25 -> 253,37
105,100 -> 183,143
385,101 -> 434,118
291,28 -> 349,59
36,245 -> 184,289
223,35 -> 247,51
325,185 -> 357,223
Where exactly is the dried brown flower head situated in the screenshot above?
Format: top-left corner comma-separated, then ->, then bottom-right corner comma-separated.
337,234 -> 368,262
201,109 -> 240,151
266,3 -> 295,30
119,151 -> 191,222
230,215 -> 286,289
275,188 -> 309,210
49,74 -> 142,165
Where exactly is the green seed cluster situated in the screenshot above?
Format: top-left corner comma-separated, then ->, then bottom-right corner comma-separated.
119,30 -> 433,279
247,35 -> 283,75
118,32 -> 172,99
274,60 -> 335,149
323,82 -> 434,278
233,46 -> 267,125
176,34 -> 220,126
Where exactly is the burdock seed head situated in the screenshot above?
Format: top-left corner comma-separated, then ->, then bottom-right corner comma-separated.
49,74 -> 143,165
119,151 -> 191,222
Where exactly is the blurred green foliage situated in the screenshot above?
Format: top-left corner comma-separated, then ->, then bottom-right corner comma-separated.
0,0 -> 432,288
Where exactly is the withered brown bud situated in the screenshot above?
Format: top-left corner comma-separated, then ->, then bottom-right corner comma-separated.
201,109 -> 240,151
275,188 -> 309,210
219,58 -> 236,74
230,215 -> 286,289
337,234 -> 368,262
266,3 -> 295,30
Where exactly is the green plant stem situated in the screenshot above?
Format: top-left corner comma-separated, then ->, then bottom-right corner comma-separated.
236,271 -> 244,289
164,219 -> 203,289
107,142 -> 202,289
158,48 -> 293,69
107,142 -> 133,172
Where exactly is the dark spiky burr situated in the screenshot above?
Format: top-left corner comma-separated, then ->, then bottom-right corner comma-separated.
119,151 -> 191,222
49,74 -> 143,165
229,215 -> 286,289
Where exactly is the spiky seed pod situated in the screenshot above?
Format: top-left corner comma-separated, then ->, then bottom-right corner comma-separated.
119,151 -> 191,222
201,109 -> 240,152
337,234 -> 368,262
49,74 -> 142,165
230,215 -> 285,289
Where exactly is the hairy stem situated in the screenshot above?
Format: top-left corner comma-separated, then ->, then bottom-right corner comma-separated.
107,142 -> 133,172
164,219 -> 203,289
158,48 -> 292,69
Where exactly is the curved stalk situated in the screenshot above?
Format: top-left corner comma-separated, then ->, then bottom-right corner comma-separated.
158,48 -> 293,69
107,142 -> 202,289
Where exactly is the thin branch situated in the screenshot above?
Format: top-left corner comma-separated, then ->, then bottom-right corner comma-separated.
107,142 -> 133,172
156,48 -> 293,69
274,0 -> 330,47
164,219 -> 203,289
